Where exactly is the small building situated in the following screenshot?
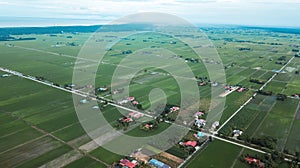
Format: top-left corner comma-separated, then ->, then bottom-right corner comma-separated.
194,112 -> 204,118
92,105 -> 99,109
170,106 -> 180,112
149,159 -> 170,168
122,117 -> 133,123
80,99 -> 88,104
194,132 -> 203,139
1,74 -> 10,78
233,130 -> 243,137
195,119 -> 206,128
212,82 -> 218,87
237,87 -> 246,93
119,100 -> 129,104
98,87 -> 108,92
245,157 -> 265,168
132,101 -> 139,105
292,94 -> 299,98
211,121 -> 220,130
127,96 -> 135,101
128,112 -> 143,119
199,82 -> 206,86
143,123 -> 153,129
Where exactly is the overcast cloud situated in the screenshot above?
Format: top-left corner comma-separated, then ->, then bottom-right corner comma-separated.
0,0 -> 299,27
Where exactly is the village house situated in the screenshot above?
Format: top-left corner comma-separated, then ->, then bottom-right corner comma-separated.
195,118 -> 206,128
98,87 -> 108,92
233,129 -> 243,137
194,111 -> 204,118
170,106 -> 180,113
119,159 -> 138,168
128,112 -> 143,119
79,99 -> 88,104
194,131 -> 204,139
211,121 -> 220,130
245,157 -> 265,168
179,141 -> 198,148
237,87 -> 246,93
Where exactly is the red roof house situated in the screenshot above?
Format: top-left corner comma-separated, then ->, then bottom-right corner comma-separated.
119,159 -> 137,168
183,141 -> 197,147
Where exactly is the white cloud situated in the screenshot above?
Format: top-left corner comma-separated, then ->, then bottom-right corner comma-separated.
0,0 -> 300,27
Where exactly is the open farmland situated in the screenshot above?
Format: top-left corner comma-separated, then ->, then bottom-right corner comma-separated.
0,25 -> 300,168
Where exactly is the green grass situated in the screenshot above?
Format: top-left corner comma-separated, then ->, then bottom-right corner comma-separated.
253,98 -> 299,151
0,127 -> 42,152
90,147 -> 124,165
17,145 -> 73,168
53,123 -> 87,142
186,140 -> 242,168
126,122 -> 171,137
63,156 -> 107,168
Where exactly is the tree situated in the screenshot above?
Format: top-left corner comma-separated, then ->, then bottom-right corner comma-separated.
136,104 -> 143,110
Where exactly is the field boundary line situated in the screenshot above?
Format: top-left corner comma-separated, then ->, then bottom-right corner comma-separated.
217,56 -> 296,133
282,100 -> 300,152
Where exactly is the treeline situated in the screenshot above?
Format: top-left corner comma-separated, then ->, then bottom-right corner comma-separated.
0,35 -> 36,41
0,25 -> 101,36
241,26 -> 300,35
0,23 -> 154,36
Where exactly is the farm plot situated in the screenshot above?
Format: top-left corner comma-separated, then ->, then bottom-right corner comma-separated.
219,95 -> 275,136
219,90 -> 254,124
0,75 -> 122,167
253,98 -> 299,151
186,139 -> 242,168
282,99 -> 300,155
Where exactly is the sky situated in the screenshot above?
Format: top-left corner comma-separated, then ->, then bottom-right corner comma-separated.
0,0 -> 300,27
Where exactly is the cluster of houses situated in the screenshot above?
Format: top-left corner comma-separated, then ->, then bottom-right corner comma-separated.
118,111 -> 145,126
118,96 -> 137,105
224,85 -> 236,91
118,159 -> 138,168
194,111 -> 206,128
128,111 -> 143,119
116,150 -> 173,168
220,84 -> 247,97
